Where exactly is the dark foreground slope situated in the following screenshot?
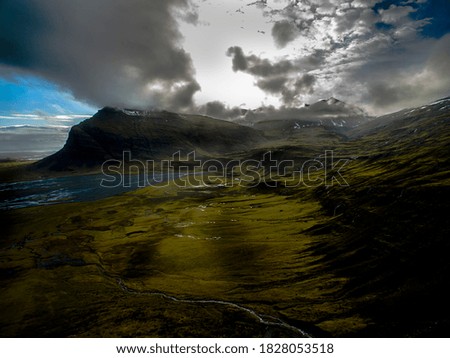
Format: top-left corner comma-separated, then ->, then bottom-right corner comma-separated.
0,98 -> 449,337
304,97 -> 450,336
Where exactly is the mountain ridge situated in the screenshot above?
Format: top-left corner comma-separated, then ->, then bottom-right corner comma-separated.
36,107 -> 265,170
34,96 -> 450,171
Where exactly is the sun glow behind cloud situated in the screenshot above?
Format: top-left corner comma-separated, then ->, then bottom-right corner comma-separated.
0,0 -> 449,119
179,0 -> 281,108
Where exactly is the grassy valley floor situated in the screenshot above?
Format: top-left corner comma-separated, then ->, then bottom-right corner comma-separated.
0,180 -> 347,337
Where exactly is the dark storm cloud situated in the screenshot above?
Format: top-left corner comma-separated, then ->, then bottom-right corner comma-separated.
299,50 -> 328,70
364,33 -> 450,109
227,46 -> 295,78
0,0 -> 200,110
255,74 -> 316,105
271,20 -> 299,48
248,57 -> 295,77
275,74 -> 316,105
227,46 -> 316,105
198,101 -> 245,120
294,74 -> 316,94
226,46 -> 249,72
169,81 -> 202,109
256,76 -> 289,94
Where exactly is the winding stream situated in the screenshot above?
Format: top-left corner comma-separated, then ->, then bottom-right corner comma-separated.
115,277 -> 312,338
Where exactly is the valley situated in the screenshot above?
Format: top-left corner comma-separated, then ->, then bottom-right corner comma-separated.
0,97 -> 449,337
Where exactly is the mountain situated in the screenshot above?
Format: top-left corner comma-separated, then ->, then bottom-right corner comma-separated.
307,97 -> 367,117
35,97 -> 449,172
303,97 -> 450,336
238,97 -> 369,133
36,107 -> 265,170
351,96 -> 450,137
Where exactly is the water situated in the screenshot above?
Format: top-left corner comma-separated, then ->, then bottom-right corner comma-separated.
0,173 -> 174,210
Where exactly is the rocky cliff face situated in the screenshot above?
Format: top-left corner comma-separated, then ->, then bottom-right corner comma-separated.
36,107 -> 265,170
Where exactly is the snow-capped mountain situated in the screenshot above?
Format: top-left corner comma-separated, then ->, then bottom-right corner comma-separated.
352,96 -> 450,137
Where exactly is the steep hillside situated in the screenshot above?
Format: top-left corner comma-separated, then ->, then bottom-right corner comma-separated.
290,98 -> 450,336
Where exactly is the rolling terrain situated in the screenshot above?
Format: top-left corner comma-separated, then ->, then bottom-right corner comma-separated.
0,97 -> 449,337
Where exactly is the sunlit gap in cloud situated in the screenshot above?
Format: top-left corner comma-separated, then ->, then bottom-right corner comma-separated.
180,0 -> 285,109
183,0 -> 450,116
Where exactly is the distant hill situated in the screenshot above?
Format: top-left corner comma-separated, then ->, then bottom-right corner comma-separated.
0,125 -> 70,160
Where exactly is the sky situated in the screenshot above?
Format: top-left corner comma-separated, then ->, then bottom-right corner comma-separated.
0,0 -> 449,129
